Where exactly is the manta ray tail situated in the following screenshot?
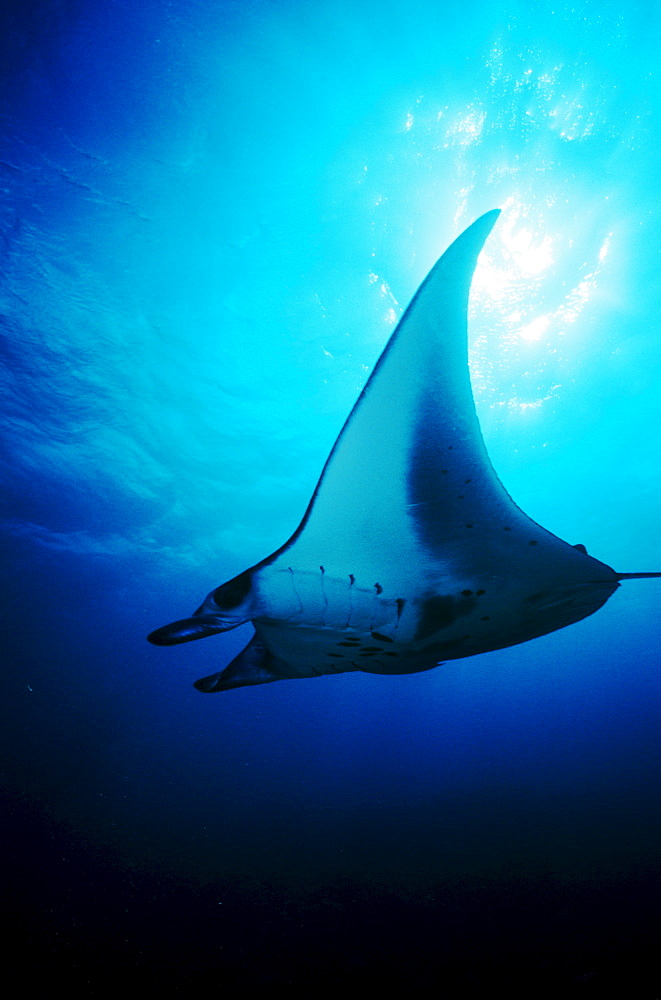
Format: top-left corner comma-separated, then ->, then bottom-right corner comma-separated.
615,572 -> 661,579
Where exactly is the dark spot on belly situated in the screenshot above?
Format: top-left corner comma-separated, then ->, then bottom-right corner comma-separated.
476,589 -> 486,595
503,526 -> 512,531
337,641 -> 360,647
359,651 -> 377,656
213,570 -> 252,609
528,540 -> 538,546
481,616 -> 491,621
415,593 -> 477,641
383,651 -> 400,657
461,589 -> 473,596
327,653 -> 343,658
464,479 -> 472,484
465,523 -> 473,528
441,469 -> 448,474
371,632 -> 393,643
360,646 -> 383,652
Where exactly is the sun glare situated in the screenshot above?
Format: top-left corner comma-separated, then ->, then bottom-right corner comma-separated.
467,198 -> 611,408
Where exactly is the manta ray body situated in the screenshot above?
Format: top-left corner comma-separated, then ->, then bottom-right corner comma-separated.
149,211 -> 659,691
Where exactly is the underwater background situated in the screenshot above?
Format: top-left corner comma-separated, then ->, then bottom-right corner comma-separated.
1,0 -> 660,993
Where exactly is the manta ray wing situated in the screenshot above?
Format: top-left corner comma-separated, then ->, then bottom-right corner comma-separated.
148,211 -> 651,693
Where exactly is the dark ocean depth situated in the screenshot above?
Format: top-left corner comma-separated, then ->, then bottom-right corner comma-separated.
1,1 -> 660,994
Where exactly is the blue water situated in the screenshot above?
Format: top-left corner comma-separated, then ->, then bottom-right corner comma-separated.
2,0 -> 660,992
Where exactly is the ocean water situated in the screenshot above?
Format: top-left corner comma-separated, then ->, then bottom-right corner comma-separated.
1,0 -> 660,993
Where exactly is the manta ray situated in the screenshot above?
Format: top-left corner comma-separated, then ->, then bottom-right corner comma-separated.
148,210 -> 659,692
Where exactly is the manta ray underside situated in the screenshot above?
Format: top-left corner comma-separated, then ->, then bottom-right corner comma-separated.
148,210 -> 660,691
